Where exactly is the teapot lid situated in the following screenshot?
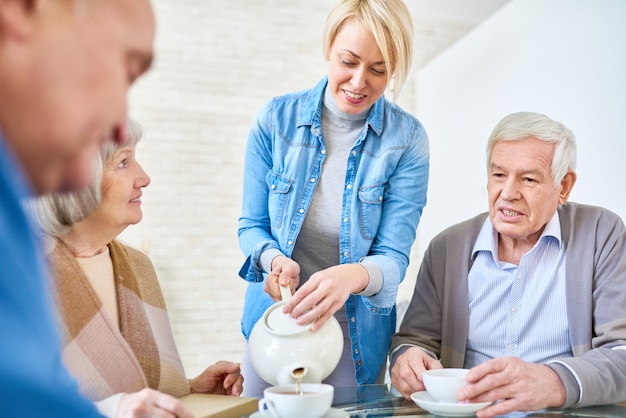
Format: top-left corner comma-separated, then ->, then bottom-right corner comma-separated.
265,302 -> 311,334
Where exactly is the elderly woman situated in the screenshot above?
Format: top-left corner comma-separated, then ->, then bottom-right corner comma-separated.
32,120 -> 243,418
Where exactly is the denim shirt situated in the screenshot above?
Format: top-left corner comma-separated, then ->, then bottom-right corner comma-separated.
238,77 -> 429,384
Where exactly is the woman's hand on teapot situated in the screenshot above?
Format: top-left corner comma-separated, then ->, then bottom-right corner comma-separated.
264,255 -> 300,302
189,361 -> 243,396
283,263 -> 369,332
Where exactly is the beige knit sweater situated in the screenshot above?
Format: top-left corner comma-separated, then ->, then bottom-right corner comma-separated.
47,238 -> 190,415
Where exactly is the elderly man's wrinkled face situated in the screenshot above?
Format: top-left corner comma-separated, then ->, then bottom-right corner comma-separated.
7,0 -> 155,194
487,138 -> 570,246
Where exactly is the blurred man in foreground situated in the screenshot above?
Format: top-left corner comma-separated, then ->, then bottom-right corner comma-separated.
0,0 -> 155,416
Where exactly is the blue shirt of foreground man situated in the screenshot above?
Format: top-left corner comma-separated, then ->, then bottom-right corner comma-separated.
390,112 -> 626,417
0,0 -> 155,416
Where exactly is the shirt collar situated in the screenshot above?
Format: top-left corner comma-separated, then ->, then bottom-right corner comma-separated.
472,211 -> 563,260
0,131 -> 35,199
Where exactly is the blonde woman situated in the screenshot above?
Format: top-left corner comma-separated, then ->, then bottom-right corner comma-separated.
237,0 -> 429,396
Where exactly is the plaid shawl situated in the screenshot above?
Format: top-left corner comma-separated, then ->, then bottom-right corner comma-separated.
48,238 -> 190,401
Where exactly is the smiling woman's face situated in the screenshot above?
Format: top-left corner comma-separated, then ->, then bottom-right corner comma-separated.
326,18 -> 388,114
95,145 -> 151,229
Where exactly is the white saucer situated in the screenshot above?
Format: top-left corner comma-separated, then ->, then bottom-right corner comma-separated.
411,391 -> 492,417
249,407 -> 348,418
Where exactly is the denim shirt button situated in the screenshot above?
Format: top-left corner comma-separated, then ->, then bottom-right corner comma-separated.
371,307 -> 376,313
287,240 -> 293,246
271,184 -> 276,189
343,217 -> 348,223
343,251 -> 348,257
351,317 -> 356,323
354,349 -> 359,354
299,208 -> 304,214
310,177 -> 316,183
321,149 -> 326,155
346,184 -> 352,190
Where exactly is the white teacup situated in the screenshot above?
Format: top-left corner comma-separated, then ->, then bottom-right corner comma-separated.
258,383 -> 334,418
422,368 -> 469,403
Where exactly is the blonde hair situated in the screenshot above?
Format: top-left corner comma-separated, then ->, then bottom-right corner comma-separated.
322,0 -> 414,101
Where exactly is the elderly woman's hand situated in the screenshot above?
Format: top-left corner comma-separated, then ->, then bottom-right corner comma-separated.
189,361 -> 244,396
117,388 -> 193,418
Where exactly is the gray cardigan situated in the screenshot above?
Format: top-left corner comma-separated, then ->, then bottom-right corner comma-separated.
390,202 -> 626,408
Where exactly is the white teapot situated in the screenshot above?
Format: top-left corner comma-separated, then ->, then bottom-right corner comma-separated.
248,286 -> 344,386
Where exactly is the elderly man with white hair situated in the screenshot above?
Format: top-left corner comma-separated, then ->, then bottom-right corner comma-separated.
390,111 -> 626,417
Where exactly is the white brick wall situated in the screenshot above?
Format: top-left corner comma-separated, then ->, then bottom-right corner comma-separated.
123,0 -> 474,378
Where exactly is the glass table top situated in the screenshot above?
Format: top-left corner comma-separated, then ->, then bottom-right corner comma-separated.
329,384 -> 626,418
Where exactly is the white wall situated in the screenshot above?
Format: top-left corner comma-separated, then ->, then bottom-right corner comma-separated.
415,0 -> 626,251
122,0 -> 485,376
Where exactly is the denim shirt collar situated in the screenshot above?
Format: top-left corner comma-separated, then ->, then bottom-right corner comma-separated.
297,76 -> 385,137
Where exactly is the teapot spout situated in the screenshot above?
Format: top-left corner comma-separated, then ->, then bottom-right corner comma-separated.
276,363 -> 324,385
290,366 -> 308,381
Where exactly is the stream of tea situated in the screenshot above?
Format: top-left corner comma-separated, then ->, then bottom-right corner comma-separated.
293,367 -> 305,395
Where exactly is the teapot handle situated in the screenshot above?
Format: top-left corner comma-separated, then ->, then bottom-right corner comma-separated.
279,285 -> 292,302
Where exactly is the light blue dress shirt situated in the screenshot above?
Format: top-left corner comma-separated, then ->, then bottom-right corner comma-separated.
464,213 -> 573,368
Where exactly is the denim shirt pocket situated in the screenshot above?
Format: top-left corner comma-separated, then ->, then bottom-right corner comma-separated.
358,183 -> 385,240
265,171 -> 293,228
